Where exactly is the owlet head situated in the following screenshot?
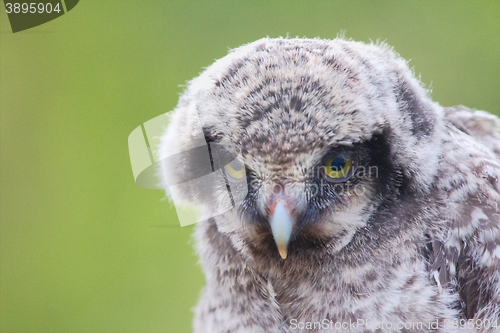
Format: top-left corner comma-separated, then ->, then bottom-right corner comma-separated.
158,37 -> 443,262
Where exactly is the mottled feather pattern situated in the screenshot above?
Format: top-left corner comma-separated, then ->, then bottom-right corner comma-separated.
158,38 -> 500,332
433,120 -> 500,323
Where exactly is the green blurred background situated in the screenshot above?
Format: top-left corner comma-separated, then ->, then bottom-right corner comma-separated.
1,1 -> 499,332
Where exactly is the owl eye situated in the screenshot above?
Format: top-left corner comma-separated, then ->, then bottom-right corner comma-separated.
223,159 -> 246,181
321,152 -> 356,182
217,148 -> 246,182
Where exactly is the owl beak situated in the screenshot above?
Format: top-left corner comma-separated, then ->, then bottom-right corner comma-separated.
269,200 -> 295,259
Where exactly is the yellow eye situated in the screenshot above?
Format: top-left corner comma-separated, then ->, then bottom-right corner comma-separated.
223,159 -> 246,181
322,153 -> 355,182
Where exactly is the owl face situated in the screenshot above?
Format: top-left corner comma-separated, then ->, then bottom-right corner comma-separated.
205,112 -> 399,262
159,38 -> 442,262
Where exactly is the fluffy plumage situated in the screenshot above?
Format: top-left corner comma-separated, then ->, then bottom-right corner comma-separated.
158,38 -> 500,332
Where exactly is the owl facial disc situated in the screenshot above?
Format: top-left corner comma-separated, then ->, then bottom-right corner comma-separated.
269,200 -> 295,259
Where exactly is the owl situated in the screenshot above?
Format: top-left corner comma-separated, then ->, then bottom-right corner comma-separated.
158,38 -> 500,332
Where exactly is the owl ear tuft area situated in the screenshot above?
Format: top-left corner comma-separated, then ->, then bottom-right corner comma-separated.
387,67 -> 443,194
394,78 -> 436,139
